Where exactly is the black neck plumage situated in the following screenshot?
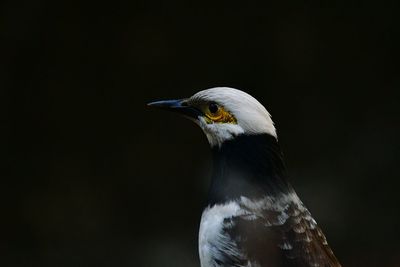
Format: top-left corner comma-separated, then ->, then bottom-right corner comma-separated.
207,133 -> 293,206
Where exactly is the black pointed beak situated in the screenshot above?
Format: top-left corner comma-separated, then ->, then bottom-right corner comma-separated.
147,99 -> 202,119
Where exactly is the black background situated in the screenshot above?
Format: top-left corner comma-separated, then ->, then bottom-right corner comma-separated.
2,1 -> 399,267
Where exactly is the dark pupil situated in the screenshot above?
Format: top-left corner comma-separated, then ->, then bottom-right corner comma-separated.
209,103 -> 219,114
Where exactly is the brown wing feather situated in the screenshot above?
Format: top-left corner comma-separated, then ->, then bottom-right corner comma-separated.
221,198 -> 341,267
279,202 -> 341,266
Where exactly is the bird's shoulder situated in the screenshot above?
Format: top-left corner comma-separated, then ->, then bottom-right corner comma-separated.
201,193 -> 341,267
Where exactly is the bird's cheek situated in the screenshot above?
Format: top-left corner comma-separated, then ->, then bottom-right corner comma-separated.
198,118 -> 218,135
204,116 -> 214,124
197,118 -> 213,134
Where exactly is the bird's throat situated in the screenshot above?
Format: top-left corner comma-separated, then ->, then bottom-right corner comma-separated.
207,134 -> 292,205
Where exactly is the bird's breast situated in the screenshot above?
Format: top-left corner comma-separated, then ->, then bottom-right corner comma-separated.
198,201 -> 246,267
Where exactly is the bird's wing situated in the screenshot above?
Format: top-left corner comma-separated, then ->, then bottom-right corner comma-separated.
220,196 -> 341,267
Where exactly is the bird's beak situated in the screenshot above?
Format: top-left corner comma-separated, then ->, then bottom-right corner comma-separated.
147,99 -> 202,120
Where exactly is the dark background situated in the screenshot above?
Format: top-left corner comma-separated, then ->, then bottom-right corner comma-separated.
1,1 -> 399,267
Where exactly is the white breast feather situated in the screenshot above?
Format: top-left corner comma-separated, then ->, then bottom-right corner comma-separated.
199,202 -> 245,267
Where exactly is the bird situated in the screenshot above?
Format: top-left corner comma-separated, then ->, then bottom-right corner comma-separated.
148,87 -> 341,267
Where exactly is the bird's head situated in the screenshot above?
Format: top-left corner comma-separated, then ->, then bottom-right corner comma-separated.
148,87 -> 276,147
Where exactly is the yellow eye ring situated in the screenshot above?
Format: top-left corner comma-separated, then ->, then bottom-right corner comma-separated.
206,112 -> 223,121
204,103 -> 236,124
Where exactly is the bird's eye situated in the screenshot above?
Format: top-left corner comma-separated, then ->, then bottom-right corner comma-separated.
208,103 -> 219,114
203,102 -> 236,124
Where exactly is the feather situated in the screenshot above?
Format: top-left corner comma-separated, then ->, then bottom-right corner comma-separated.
200,195 -> 341,267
